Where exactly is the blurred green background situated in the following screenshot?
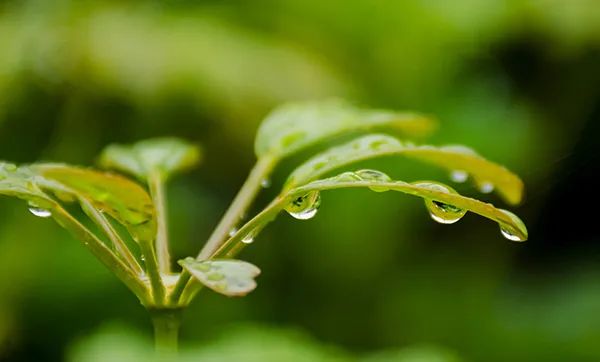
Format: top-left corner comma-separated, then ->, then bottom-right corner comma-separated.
1,0 -> 599,361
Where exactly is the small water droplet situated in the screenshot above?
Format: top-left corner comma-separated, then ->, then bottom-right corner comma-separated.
260,179 -> 271,188
141,255 -> 146,262
285,191 -> 321,220
28,205 -> 52,218
478,181 -> 494,194
356,169 -> 391,192
500,225 -> 524,242
242,233 -> 255,244
336,172 -> 362,182
228,227 -> 238,237
450,170 -> 468,183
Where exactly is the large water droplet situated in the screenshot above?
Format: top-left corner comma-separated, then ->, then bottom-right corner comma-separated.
356,169 -> 391,192
228,228 -> 238,237
450,170 -> 468,183
414,182 -> 466,224
28,203 -> 52,218
426,200 -> 466,224
285,191 -> 321,220
260,179 -> 271,188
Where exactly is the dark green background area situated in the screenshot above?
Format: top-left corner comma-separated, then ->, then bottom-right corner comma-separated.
1,1 -> 599,361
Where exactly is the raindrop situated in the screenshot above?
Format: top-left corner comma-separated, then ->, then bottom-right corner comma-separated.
414,182 -> 466,224
285,191 -> 321,220
336,172 -> 362,182
28,205 -> 52,218
242,233 -> 255,244
426,200 -> 466,224
450,170 -> 468,183
260,179 -> 271,188
356,169 -> 391,192
228,228 -> 238,237
478,181 -> 494,194
500,225 -> 524,242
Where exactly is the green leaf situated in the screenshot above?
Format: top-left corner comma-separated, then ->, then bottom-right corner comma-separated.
285,134 -> 524,205
254,99 -> 436,159
33,164 -> 157,244
0,162 -> 54,207
292,172 -> 528,241
98,137 -> 201,181
215,170 -> 528,258
179,257 -> 260,297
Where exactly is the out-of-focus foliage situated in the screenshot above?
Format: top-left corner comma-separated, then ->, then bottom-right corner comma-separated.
68,323 -> 461,362
1,0 -> 599,361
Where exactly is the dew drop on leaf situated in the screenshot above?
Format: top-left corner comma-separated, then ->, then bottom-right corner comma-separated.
414,182 -> 466,224
450,170 -> 468,183
285,191 -> 321,220
499,225 -> 525,242
356,169 -> 391,192
260,179 -> 272,188
426,200 -> 466,224
228,227 -> 238,237
242,233 -> 255,244
28,205 -> 52,218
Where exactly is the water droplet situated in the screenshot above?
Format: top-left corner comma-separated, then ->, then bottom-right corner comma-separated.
242,233 -> 255,244
356,169 -> 391,192
414,182 -> 466,224
228,227 -> 238,237
426,200 -> 466,224
478,181 -> 494,194
500,225 -> 524,242
285,191 -> 321,220
141,255 -> 146,262
28,205 -> 52,218
260,178 -> 271,188
497,209 -> 527,242
336,172 -> 362,182
450,170 -> 468,183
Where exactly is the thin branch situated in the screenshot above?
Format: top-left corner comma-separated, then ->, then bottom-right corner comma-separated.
80,198 -> 143,275
149,172 -> 171,273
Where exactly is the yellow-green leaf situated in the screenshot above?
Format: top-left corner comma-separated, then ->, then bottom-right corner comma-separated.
285,134 -> 524,204
33,164 -> 157,244
0,162 -> 54,207
291,172 -> 528,241
179,257 -> 260,297
98,137 -> 201,181
254,99 -> 436,159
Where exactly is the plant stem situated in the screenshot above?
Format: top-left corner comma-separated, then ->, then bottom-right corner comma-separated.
79,198 -> 143,275
151,309 -> 181,358
197,154 -> 276,260
140,241 -> 166,305
149,172 -> 171,273
50,203 -> 151,303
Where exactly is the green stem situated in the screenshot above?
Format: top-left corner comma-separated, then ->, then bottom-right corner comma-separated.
149,172 -> 171,273
50,203 -> 150,303
197,155 -> 276,260
140,241 -> 166,305
79,198 -> 143,275
151,309 -> 181,358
